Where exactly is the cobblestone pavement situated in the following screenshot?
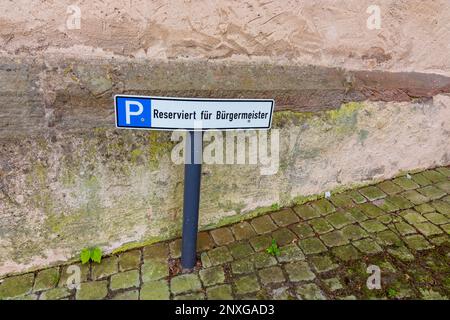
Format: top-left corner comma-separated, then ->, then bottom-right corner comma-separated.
1,167 -> 450,300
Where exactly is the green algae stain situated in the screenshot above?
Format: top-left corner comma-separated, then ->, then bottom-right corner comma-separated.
358,129 -> 369,144
326,102 -> 364,134
130,148 -> 143,164
147,131 -> 175,168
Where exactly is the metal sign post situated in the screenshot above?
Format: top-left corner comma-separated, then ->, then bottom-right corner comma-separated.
180,131 -> 203,269
114,95 -> 274,270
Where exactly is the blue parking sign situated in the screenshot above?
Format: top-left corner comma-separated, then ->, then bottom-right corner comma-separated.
115,96 -> 152,128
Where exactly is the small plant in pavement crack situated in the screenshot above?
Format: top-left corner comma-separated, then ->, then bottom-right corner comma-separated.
266,239 -> 281,256
80,247 -> 103,264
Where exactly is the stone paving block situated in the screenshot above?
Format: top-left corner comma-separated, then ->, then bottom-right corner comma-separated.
290,222 -> 315,239
252,252 -> 277,269
401,190 -> 430,205
421,170 -> 447,183
258,266 -> 285,285
169,240 -> 181,259
144,242 -> 169,261
200,252 -> 212,268
419,288 -> 447,300
347,207 -> 369,222
332,245 -> 360,261
415,203 -> 435,214
277,243 -> 305,262
141,259 -> 169,282
13,294 -> 39,300
112,290 -> 139,300
360,219 -> 388,233
377,214 -> 393,224
320,230 -> 349,247
140,280 -> 170,300
417,186 -> 446,200
295,283 -> 326,300
387,246 -> 415,262
0,273 -> 34,299
199,266 -> 225,287
440,224 -> 450,234
310,199 -> 335,215
231,221 -> 256,240
424,212 -> 450,225
429,235 -> 450,245
250,215 -> 277,234
377,181 -> 403,195
329,193 -> 354,208
228,242 -> 254,259
76,281 -> 108,300
206,285 -> 233,300
384,195 -> 414,210
110,270 -> 140,290
404,234 -> 434,251
379,261 -> 397,273
393,176 -> 420,190
342,224 -> 369,241
309,218 -> 334,234
34,267 -> 59,291
323,278 -> 343,292
299,238 -> 327,255
373,199 -> 400,213
359,186 -> 386,201
197,232 -> 215,252
119,250 -> 141,271
436,167 -> 450,177
358,203 -> 385,218
393,221 -> 417,235
329,193 -> 355,208
206,246 -> 233,266
326,212 -> 356,229
92,256 -> 118,280
171,274 -> 202,295
310,255 -> 338,273
39,287 -> 71,300
249,235 -> 272,252
293,204 -> 321,220
272,227 -> 296,246
430,200 -> 450,215
353,239 -> 383,254
285,261 -> 316,282
174,292 -> 205,300
411,173 -> 432,187
231,258 -> 255,275
435,180 -> 450,193
271,208 -> 299,227
402,209 -> 427,225
376,230 -> 403,246
210,227 -> 235,245
415,222 -> 443,237
346,190 -> 367,204
59,263 -> 89,287
443,195 -> 450,204
269,286 -> 295,300
234,275 -> 260,295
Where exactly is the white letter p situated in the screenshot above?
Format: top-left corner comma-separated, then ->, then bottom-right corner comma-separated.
125,101 -> 144,124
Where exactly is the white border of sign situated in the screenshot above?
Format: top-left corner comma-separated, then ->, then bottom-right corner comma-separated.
114,95 -> 275,131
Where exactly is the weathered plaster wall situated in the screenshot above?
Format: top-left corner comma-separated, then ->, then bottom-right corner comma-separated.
1,0 -> 450,276
1,0 -> 450,76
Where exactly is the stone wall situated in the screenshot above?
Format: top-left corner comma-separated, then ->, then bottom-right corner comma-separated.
1,0 -> 450,276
